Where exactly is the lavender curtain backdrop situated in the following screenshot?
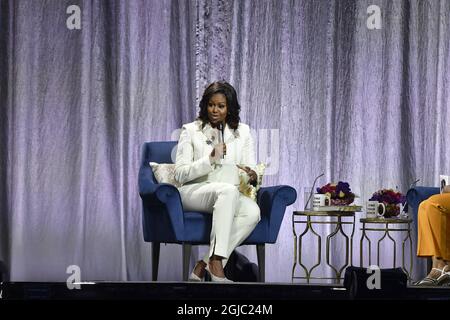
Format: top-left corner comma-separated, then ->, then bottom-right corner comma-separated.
1,0 -> 449,282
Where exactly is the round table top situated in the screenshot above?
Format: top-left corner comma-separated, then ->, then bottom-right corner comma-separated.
360,216 -> 412,223
293,210 -> 356,217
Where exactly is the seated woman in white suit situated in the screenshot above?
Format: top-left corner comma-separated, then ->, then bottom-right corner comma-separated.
174,81 -> 260,282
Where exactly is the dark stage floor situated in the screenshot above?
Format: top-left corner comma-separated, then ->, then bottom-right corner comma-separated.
1,281 -> 450,300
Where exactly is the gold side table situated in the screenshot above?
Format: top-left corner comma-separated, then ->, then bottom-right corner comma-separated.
359,217 -> 413,279
292,208 -> 360,284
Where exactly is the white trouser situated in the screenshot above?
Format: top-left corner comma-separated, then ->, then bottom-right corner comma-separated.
178,182 -> 261,267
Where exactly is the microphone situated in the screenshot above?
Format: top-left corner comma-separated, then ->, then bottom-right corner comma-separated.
304,173 -> 325,210
218,122 -> 225,159
409,178 -> 420,189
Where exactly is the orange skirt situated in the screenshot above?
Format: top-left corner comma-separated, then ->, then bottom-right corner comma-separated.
417,193 -> 450,261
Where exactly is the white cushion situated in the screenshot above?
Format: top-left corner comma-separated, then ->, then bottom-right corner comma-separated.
149,162 -> 182,188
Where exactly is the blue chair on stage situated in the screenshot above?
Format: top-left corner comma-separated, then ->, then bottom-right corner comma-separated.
406,186 -> 440,272
138,141 -> 297,282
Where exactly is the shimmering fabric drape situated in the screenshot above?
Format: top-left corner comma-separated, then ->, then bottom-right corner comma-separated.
1,0 -> 449,282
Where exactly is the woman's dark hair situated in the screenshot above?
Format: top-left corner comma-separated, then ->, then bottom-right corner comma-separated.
198,81 -> 241,130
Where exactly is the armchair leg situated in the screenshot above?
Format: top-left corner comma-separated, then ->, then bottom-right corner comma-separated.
256,244 -> 265,282
152,242 -> 160,281
182,243 -> 192,281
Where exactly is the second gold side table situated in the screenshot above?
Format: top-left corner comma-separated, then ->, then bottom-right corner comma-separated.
359,217 -> 413,280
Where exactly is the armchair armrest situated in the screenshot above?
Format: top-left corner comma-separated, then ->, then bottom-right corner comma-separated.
406,186 -> 440,214
257,185 -> 297,242
139,165 -> 184,238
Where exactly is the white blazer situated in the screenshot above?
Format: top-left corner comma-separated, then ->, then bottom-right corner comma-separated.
174,120 -> 256,186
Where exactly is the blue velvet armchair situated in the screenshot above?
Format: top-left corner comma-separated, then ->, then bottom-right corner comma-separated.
406,186 -> 440,272
138,141 -> 297,282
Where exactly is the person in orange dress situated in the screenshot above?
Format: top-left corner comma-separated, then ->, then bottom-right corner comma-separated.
415,186 -> 450,286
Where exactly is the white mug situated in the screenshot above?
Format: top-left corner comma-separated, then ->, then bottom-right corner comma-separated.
366,201 -> 385,218
313,194 -> 331,208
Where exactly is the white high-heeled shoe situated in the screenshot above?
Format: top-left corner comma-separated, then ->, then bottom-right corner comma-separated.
188,261 -> 206,282
205,264 -> 233,283
188,271 -> 204,282
414,265 -> 450,286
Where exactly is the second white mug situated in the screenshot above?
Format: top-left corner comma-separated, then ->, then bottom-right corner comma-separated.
366,201 -> 386,218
